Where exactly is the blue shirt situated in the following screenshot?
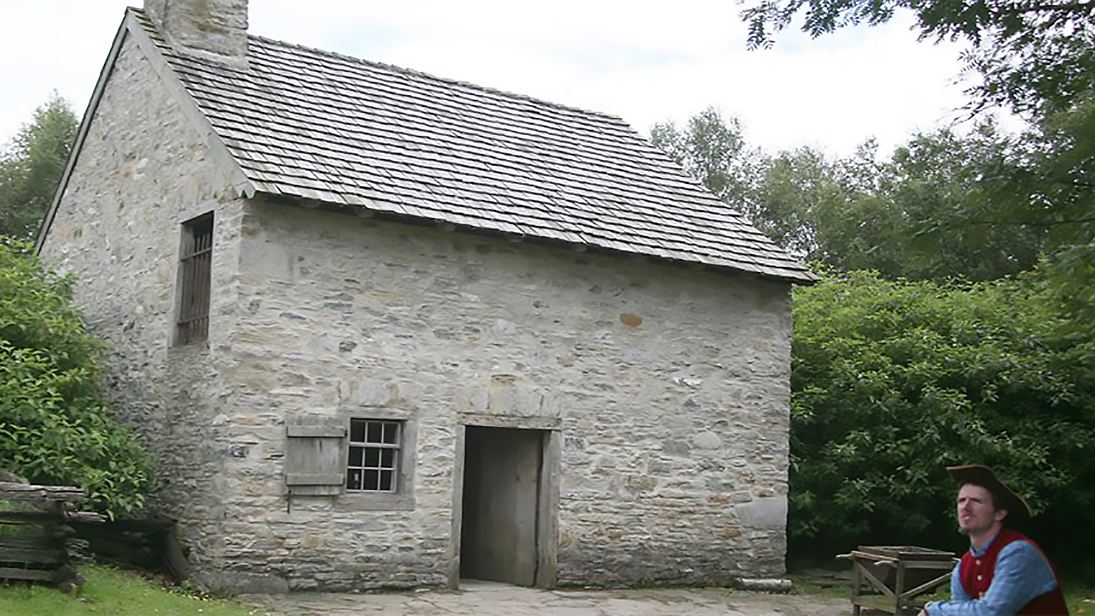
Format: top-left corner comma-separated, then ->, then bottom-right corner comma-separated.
925,533 -> 1059,616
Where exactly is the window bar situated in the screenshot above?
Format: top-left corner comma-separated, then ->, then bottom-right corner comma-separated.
178,224 -> 213,344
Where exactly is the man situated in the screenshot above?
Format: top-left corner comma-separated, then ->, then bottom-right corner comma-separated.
920,464 -> 1068,615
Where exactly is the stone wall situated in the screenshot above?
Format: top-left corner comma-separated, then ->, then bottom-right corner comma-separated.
37,31 -> 247,582
215,199 -> 793,591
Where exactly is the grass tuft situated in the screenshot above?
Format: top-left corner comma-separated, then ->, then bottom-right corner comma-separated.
0,565 -> 261,616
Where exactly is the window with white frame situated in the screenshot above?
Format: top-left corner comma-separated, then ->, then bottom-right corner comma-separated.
346,419 -> 402,492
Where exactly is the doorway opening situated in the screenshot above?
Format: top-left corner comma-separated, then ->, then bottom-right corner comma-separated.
459,425 -> 553,586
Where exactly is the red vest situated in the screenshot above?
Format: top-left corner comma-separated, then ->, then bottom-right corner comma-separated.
959,528 -> 1069,615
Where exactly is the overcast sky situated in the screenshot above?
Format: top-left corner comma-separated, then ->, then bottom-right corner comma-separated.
1,1 -> 978,158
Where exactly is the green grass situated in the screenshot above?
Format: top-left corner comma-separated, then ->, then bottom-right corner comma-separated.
788,577 -> 851,599
0,565 -> 261,616
1064,576 -> 1095,615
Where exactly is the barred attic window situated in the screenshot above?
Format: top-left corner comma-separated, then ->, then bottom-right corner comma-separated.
176,213 -> 213,345
346,419 -> 402,493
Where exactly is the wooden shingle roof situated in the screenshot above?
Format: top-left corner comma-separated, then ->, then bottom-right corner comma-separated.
134,9 -> 813,283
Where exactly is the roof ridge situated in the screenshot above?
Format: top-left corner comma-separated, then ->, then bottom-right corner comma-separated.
246,32 -> 630,127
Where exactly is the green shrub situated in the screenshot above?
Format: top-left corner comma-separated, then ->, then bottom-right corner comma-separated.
0,238 -> 150,516
789,268 -> 1095,563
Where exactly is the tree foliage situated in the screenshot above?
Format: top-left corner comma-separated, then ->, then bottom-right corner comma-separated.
650,107 -> 761,207
651,109 -> 1050,280
790,268 -> 1095,561
853,121 -> 1051,279
0,238 -> 150,516
737,0 -> 1095,283
990,98 -> 1095,245
750,142 -> 902,271
0,93 -> 77,240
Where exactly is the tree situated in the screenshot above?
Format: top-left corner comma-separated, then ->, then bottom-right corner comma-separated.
996,97 -> 1095,245
740,0 -> 1095,117
736,0 -> 1095,281
751,141 -> 912,271
650,107 -> 762,207
0,93 -> 78,240
909,98 -> 1095,285
652,108 -> 1050,280
649,110 -> 878,264
789,268 -> 1095,563
0,238 -> 150,516
879,120 -> 1054,279
749,145 -> 851,260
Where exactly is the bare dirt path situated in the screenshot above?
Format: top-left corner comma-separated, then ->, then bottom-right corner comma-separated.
240,579 -> 851,616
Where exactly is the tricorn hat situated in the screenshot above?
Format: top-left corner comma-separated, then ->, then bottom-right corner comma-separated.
947,464 -> 1033,520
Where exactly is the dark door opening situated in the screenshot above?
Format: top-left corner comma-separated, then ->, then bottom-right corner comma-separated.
460,426 -> 545,586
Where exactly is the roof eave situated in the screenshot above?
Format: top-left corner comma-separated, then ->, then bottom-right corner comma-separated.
257,190 -> 818,284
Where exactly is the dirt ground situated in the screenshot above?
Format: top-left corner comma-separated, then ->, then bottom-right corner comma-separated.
239,579 -> 854,616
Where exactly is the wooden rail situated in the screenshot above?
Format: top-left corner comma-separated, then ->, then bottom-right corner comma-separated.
0,481 -> 104,592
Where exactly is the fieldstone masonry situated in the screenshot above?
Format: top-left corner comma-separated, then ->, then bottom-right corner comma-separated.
40,30 -> 250,585
40,13 -> 795,594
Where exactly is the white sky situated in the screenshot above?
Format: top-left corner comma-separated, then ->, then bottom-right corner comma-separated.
0,1 -> 980,158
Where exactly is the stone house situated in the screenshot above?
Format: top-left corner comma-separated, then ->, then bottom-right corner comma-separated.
36,0 -> 814,593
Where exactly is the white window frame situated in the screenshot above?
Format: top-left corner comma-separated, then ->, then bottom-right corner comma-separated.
346,419 -> 402,493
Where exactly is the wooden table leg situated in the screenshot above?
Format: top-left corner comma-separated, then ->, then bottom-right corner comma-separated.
852,560 -> 862,616
895,561 -> 907,615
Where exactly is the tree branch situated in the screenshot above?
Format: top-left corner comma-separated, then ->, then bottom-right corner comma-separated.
963,216 -> 1095,227
1010,0 -> 1095,14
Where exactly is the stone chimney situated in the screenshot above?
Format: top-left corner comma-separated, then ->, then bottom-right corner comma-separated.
144,0 -> 249,67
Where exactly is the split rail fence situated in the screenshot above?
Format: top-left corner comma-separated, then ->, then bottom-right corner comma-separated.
0,481 -> 104,590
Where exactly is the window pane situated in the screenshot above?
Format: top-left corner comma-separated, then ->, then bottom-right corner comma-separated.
350,420 -> 366,442
364,470 -> 379,491
383,422 -> 399,444
346,469 -> 362,490
365,448 -> 380,467
346,419 -> 405,493
381,448 -> 396,468
366,422 -> 382,443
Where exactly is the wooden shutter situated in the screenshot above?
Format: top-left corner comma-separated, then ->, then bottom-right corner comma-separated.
285,423 -> 346,496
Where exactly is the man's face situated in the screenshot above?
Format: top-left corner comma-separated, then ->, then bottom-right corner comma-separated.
956,483 -> 1007,535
